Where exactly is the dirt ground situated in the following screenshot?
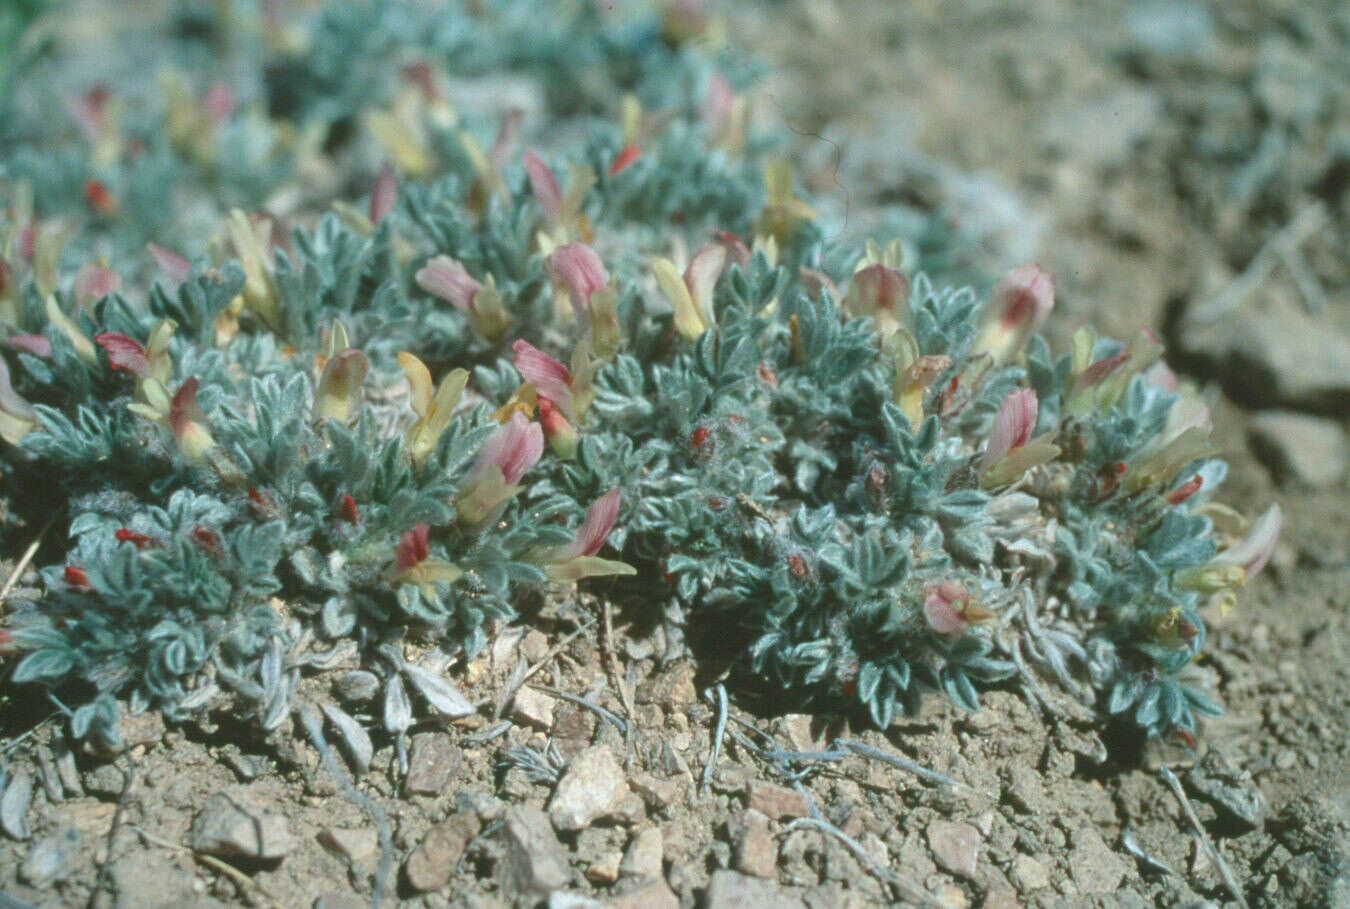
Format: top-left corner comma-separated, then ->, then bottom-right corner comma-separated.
3,1 -> 1350,907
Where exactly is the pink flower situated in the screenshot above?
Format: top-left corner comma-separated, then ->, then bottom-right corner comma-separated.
684,244 -> 727,315
923,582 -> 970,635
416,255 -> 482,313
0,355 -> 35,445
64,86 -> 109,143
538,396 -> 579,459
1143,361 -> 1179,392
844,263 -> 909,332
552,490 -> 622,562
542,488 -> 635,581
992,264 -> 1054,331
369,162 -> 397,224
204,81 -> 235,126
1216,504 -> 1282,580
94,332 -> 149,376
147,243 -> 191,284
512,340 -> 573,416
713,229 -> 751,269
389,523 -> 462,595
927,581 -> 1000,635
798,267 -> 839,302
982,388 -> 1038,472
922,581 -> 995,635
73,263 -> 121,311
524,149 -> 562,225
16,225 -> 35,262
976,264 -> 1055,362
653,244 -> 727,340
6,334 -> 51,358
1079,351 -> 1129,386
701,73 -> 734,133
168,377 -> 216,463
0,356 -> 34,421
473,412 -> 544,485
490,109 -> 523,177
547,243 -> 608,316
395,523 -> 432,573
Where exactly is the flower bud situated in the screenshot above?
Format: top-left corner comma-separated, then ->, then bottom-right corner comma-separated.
169,377 -> 217,464
315,348 -> 369,423
974,264 -> 1055,363
539,396 -> 578,460
547,243 -> 607,317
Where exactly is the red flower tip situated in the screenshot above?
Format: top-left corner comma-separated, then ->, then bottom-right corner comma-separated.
247,487 -> 277,517
712,229 -> 751,269
1165,474 -> 1203,506
64,566 -> 90,589
396,523 -> 431,572
147,243 -> 191,284
1080,351 -> 1130,386
190,525 -> 222,554
115,528 -> 155,549
204,81 -> 235,126
690,426 -> 709,450
6,334 -> 52,358
608,144 -> 642,176
169,376 -> 205,440
94,332 -> 149,376
523,149 -> 562,224
339,494 -> 360,524
369,162 -> 397,224
84,178 -> 117,215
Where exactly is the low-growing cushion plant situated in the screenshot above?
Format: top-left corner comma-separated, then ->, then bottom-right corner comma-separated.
0,0 -> 1278,757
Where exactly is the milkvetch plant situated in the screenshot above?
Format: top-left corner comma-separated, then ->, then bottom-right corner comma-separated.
0,0 -> 1276,757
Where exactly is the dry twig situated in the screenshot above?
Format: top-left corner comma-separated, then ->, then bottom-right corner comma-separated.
87,752 -> 135,909
1159,765 -> 1249,909
130,826 -> 290,909
490,616 -> 596,721
0,514 -> 56,605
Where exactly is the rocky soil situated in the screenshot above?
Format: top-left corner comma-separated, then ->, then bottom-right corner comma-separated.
3,1 -> 1350,907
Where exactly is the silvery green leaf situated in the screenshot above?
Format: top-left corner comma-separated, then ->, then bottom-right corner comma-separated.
289,547 -> 322,585
305,639 -> 359,670
261,681 -> 292,731
320,701 -> 373,777
36,746 -> 63,803
1,771 -> 34,840
260,635 -> 284,692
178,683 -> 220,712
333,670 -> 381,703
402,662 -> 475,718
384,674 -> 413,735
321,597 -> 357,638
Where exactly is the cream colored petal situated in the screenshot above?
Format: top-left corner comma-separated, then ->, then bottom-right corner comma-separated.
425,368 -> 468,436
45,295 -> 96,364
652,257 -> 705,340
546,556 -> 637,582
397,352 -> 433,417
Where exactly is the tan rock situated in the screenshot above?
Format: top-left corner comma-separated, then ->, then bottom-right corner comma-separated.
745,779 -> 809,821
